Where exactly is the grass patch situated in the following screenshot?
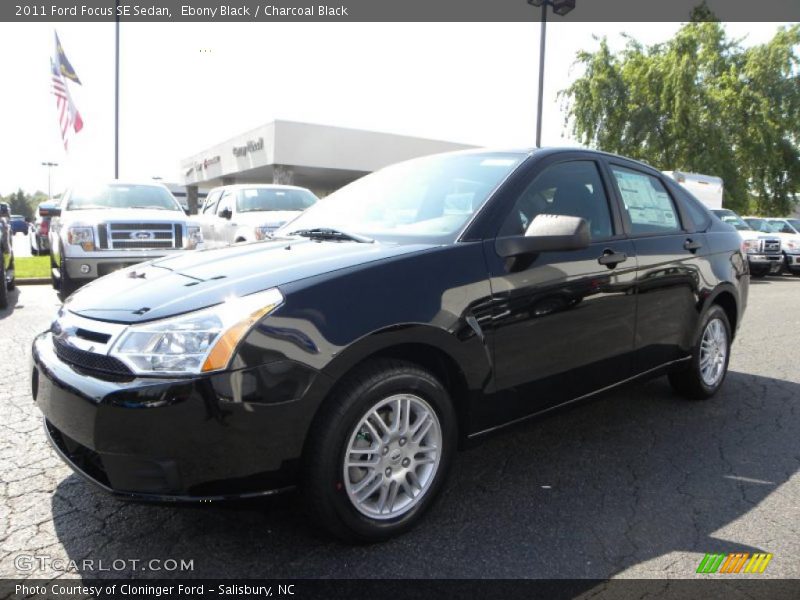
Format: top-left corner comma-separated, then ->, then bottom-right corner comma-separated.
15,256 -> 51,279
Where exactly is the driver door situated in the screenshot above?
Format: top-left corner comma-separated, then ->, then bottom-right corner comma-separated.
482,157 -> 638,426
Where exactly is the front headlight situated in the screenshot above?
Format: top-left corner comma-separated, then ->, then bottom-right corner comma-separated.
741,239 -> 760,254
786,238 -> 800,252
67,226 -> 94,251
109,288 -> 283,375
186,225 -> 203,249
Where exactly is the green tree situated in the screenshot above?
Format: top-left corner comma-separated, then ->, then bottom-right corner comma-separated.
561,13 -> 800,215
7,189 -> 33,221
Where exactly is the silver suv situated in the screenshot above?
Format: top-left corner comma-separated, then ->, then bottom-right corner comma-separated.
49,182 -> 203,299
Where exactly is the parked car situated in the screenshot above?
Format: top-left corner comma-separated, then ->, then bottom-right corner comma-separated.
199,184 -> 318,247
762,217 -> 800,276
32,148 -> 748,542
9,215 -> 29,235
0,203 -> 15,309
30,203 -> 58,256
710,209 -> 783,277
48,181 -> 204,299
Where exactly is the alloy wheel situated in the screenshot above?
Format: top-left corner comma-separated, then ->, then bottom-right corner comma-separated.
343,394 -> 442,520
699,317 -> 728,387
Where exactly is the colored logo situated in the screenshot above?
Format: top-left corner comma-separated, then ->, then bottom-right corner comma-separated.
696,552 -> 773,574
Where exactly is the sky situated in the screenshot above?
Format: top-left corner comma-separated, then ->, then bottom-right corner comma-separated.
0,20 -> 788,196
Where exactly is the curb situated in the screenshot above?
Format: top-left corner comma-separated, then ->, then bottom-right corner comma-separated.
17,278 -> 51,285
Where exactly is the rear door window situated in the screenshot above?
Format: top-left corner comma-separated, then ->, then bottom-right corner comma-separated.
611,167 -> 682,235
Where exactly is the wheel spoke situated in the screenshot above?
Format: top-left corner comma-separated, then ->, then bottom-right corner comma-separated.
356,473 -> 384,502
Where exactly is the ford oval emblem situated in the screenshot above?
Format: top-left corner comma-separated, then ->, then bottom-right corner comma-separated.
130,231 -> 154,240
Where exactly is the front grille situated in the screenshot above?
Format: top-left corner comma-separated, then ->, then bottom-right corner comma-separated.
763,239 -> 782,254
97,222 -> 182,250
53,336 -> 133,377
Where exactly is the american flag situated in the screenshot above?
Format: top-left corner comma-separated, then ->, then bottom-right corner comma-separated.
51,35 -> 83,150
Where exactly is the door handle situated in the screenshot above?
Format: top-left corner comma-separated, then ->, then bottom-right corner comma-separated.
598,249 -> 627,267
684,239 -> 702,252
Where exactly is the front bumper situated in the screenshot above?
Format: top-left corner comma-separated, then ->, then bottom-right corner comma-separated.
746,253 -> 783,274
32,332 -> 325,501
63,255 -> 172,280
784,253 -> 800,271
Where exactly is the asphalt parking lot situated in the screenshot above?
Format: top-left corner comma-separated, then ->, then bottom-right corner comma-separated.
0,278 -> 798,580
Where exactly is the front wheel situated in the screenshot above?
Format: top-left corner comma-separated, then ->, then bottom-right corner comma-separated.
303,359 -> 457,542
669,305 -> 732,400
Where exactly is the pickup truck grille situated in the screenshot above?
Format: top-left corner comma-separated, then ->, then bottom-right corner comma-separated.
763,239 -> 782,255
97,222 -> 183,250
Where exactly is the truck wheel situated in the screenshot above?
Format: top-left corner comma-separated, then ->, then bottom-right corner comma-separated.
6,257 -> 14,291
57,261 -> 78,301
303,359 -> 457,542
668,305 -> 732,400
50,253 -> 59,290
0,255 -> 8,310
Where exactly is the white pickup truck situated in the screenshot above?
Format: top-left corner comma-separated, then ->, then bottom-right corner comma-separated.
48,182 -> 204,299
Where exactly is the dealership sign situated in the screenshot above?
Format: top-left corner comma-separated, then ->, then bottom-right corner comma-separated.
233,137 -> 264,157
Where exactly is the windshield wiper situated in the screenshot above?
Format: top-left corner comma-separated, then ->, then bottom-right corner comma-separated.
289,228 -> 374,243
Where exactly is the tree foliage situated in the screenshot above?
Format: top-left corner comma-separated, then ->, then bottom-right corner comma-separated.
0,189 -> 48,222
561,11 -> 800,215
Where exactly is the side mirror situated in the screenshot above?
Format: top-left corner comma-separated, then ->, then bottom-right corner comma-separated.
219,208 -> 232,220
495,214 -> 590,258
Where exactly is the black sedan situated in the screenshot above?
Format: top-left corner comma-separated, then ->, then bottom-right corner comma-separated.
31,148 -> 748,541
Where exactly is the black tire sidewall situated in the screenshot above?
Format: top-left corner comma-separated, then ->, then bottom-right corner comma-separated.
314,367 -> 456,542
0,257 -> 7,309
690,305 -> 732,396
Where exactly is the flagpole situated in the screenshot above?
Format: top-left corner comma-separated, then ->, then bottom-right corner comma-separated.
114,0 -> 120,179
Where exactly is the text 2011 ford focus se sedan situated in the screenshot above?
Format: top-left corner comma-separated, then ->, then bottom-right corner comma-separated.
32,148 -> 748,541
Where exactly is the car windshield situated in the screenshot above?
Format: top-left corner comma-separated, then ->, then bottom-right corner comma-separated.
745,218 -> 779,233
276,152 -> 526,243
713,210 -> 751,231
237,188 -> 317,213
67,184 -> 181,211
786,219 -> 800,232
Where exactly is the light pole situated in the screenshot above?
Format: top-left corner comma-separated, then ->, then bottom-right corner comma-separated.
41,161 -> 58,201
527,0 -> 576,147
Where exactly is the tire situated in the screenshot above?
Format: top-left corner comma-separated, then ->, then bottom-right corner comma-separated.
668,305 -> 732,400
56,250 -> 78,301
6,257 -> 14,291
0,255 -> 8,310
50,253 -> 59,290
303,359 -> 457,542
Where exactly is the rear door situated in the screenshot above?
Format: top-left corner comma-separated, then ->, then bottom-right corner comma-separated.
605,161 -> 705,373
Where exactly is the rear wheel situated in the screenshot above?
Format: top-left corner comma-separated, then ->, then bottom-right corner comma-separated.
669,305 -> 731,400
303,359 -> 456,542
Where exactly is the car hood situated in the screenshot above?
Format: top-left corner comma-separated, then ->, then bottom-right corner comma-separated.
61,208 -> 189,224
65,238 -> 435,323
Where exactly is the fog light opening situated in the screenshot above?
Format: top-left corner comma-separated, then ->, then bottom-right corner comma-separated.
80,264 -> 91,274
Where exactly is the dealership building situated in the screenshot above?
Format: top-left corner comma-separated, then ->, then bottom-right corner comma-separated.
179,120 -> 476,211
